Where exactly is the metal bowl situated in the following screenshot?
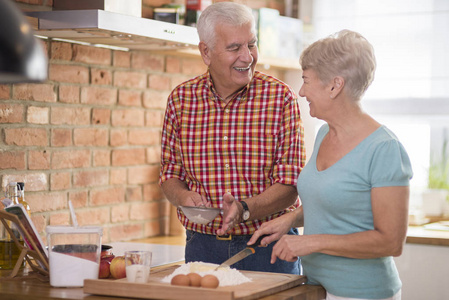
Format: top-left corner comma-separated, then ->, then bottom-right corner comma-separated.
179,206 -> 221,225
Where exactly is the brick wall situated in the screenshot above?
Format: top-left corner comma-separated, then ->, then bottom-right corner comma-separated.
1,0 -> 286,243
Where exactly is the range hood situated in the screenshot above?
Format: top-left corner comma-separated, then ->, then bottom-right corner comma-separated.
25,10 -> 199,51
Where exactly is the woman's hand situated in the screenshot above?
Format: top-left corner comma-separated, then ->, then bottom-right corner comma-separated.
271,235 -> 316,263
216,193 -> 241,236
247,209 -> 300,248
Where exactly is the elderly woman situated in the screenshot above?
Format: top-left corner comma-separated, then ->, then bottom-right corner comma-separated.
249,30 -> 413,300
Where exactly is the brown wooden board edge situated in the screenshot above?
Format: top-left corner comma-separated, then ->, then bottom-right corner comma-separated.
84,279 -> 235,300
84,265 -> 307,300
236,276 -> 307,300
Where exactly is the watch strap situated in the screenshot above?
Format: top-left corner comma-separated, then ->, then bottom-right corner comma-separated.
240,200 -> 249,212
240,201 -> 250,221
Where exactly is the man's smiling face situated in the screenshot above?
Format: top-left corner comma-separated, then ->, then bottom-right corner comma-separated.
202,22 -> 258,98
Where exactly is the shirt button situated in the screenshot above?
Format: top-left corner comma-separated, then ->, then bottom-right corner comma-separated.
225,164 -> 230,169
223,136 -> 228,141
225,109 -> 230,113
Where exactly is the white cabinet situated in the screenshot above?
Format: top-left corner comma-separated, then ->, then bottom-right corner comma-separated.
394,243 -> 449,300
26,10 -> 199,51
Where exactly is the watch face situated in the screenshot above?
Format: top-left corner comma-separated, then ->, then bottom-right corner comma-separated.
243,210 -> 250,221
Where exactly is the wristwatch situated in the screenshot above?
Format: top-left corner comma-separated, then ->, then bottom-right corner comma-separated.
240,201 -> 250,221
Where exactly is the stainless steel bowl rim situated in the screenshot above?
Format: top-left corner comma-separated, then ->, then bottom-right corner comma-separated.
179,205 -> 221,212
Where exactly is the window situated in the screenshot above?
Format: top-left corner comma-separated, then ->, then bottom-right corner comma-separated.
309,0 -> 449,200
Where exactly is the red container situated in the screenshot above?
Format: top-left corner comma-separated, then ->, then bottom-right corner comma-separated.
101,244 -> 113,257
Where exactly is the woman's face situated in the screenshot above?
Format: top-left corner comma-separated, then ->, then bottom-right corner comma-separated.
299,69 -> 332,119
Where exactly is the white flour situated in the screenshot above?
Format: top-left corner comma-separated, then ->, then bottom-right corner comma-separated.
161,262 -> 252,287
49,252 -> 99,287
189,214 -> 210,224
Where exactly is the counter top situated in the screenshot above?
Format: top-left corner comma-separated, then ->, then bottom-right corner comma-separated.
107,241 -> 185,267
2,224 -> 445,300
0,277 -> 325,300
0,235 -> 325,300
295,223 -> 449,247
130,224 -> 449,248
406,224 -> 449,246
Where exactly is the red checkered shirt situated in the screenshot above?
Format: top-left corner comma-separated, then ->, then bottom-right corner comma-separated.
160,71 -> 305,235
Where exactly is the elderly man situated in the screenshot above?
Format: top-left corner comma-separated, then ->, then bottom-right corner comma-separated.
159,2 -> 305,274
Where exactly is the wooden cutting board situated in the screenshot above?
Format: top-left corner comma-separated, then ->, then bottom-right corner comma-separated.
84,265 -> 306,300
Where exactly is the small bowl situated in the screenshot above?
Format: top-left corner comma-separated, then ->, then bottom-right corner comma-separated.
179,206 -> 221,225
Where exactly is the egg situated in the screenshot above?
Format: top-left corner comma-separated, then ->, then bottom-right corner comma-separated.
171,274 -> 191,286
187,272 -> 202,287
201,274 -> 219,289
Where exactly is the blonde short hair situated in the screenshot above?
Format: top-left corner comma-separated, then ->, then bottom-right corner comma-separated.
300,30 -> 376,100
197,2 -> 256,49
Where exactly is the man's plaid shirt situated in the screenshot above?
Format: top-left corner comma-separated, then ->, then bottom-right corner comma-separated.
160,70 -> 305,235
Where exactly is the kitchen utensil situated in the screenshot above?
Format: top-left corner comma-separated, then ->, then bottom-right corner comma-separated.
68,200 -> 79,227
179,206 -> 221,225
215,235 -> 268,270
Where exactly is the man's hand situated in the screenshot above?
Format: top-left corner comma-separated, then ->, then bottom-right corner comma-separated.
180,190 -> 210,207
216,193 -> 241,236
161,178 -> 210,207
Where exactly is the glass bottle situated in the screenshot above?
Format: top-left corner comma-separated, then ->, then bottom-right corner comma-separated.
0,183 -> 22,270
7,182 -> 18,205
16,182 -> 31,216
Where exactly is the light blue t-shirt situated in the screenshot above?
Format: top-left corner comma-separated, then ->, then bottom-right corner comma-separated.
298,124 -> 413,299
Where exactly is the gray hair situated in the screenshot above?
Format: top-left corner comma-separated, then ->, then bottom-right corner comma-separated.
300,30 -> 376,100
197,2 -> 256,49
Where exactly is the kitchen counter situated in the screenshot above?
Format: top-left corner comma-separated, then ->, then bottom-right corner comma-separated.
138,223 -> 449,247
0,275 -> 326,300
0,235 -> 326,300
3,224 -> 445,300
406,224 -> 449,246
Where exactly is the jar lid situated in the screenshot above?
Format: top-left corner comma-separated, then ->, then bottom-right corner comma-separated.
46,225 -> 103,235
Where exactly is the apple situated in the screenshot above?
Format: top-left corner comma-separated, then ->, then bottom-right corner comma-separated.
99,259 -> 111,279
98,255 -> 115,279
110,256 -> 126,279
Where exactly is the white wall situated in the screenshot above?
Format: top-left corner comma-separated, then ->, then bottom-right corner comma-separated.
285,70 -> 323,162
312,0 -> 449,100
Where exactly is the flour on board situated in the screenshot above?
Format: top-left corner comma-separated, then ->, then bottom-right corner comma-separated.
161,262 -> 252,287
